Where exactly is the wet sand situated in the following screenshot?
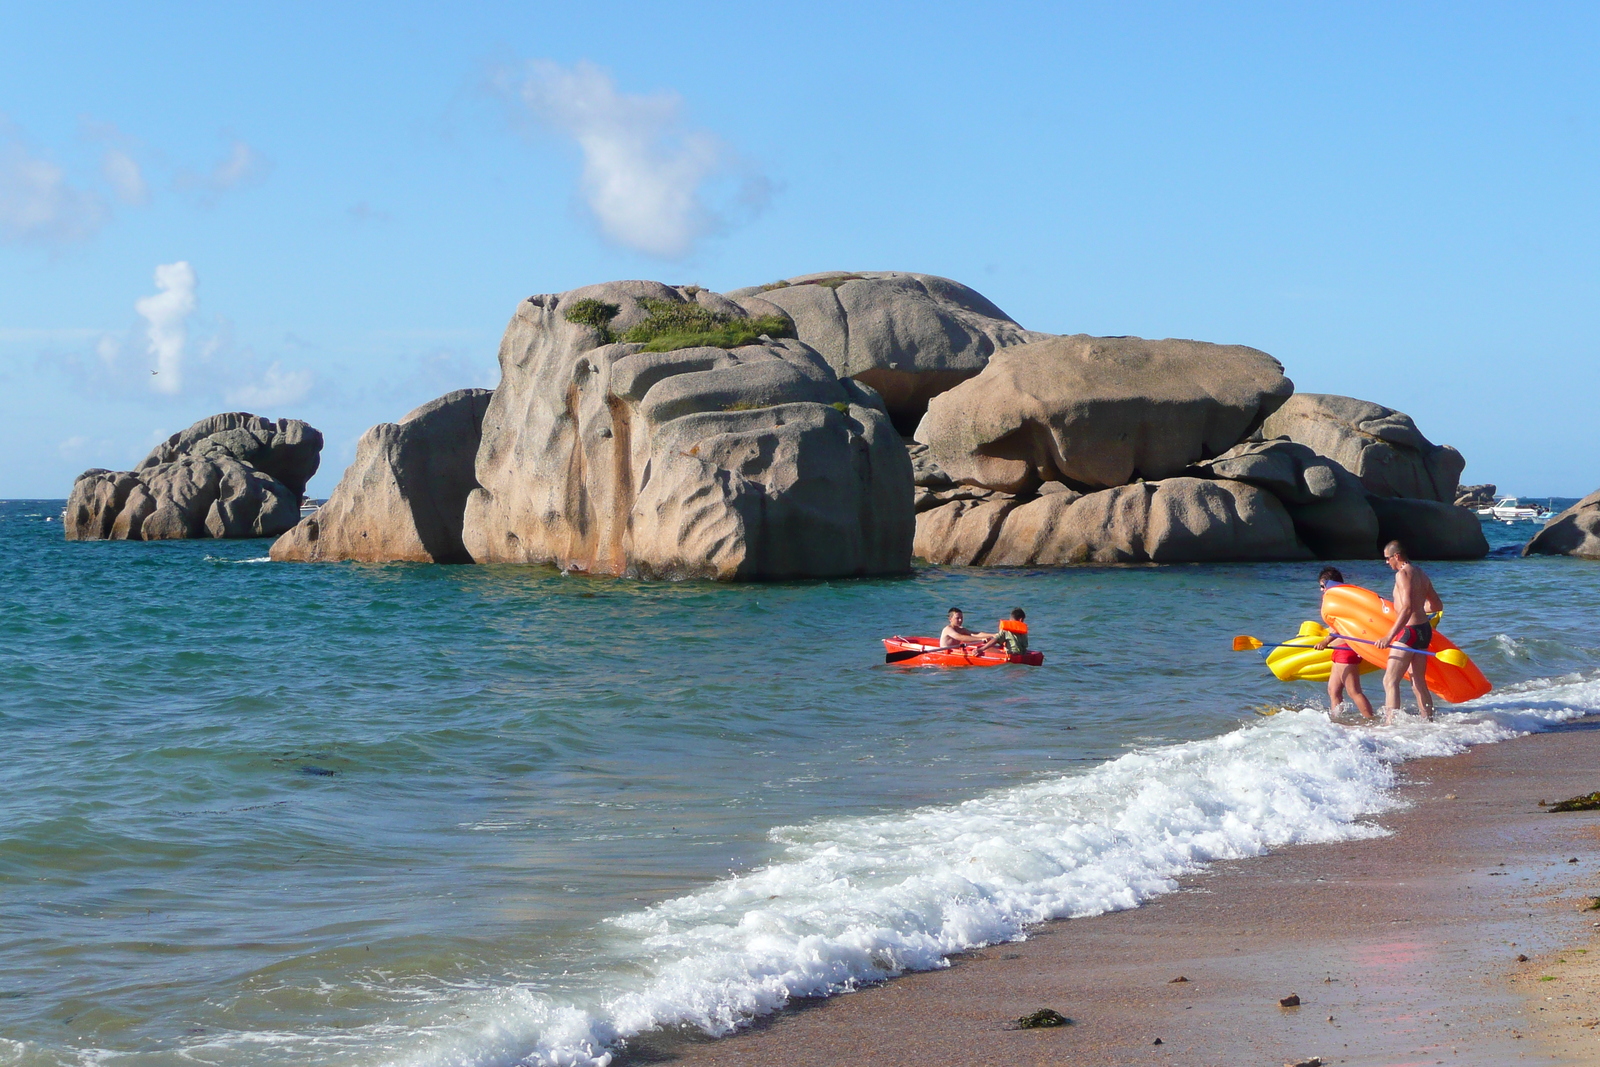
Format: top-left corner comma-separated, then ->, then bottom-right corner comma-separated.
624,717 -> 1600,1067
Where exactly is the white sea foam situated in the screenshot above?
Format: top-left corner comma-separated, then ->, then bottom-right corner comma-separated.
387,676 -> 1600,1067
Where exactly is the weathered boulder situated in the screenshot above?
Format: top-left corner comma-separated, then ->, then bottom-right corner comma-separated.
271,389 -> 492,563
915,477 -> 1310,566
1258,394 -> 1464,503
461,282 -> 913,580
1523,490 -> 1600,559
1454,483 -> 1496,508
1279,464 -> 1382,559
906,440 -> 955,490
1367,496 -> 1489,560
1189,436 -> 1380,559
65,413 -> 319,541
1190,437 -> 1343,505
725,272 -> 1048,435
916,334 -> 1294,495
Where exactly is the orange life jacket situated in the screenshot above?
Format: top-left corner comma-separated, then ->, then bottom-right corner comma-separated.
1000,620 -> 1028,634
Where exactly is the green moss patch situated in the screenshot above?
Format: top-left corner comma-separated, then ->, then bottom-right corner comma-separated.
563,299 -> 621,341
621,298 -> 794,352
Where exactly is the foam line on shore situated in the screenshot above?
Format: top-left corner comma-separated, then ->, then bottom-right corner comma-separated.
389,674 -> 1600,1067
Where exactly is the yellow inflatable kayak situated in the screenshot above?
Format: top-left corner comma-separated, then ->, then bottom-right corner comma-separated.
1264,621 -> 1381,682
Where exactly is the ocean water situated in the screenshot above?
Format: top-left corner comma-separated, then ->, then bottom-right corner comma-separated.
2,499 -> 1597,1067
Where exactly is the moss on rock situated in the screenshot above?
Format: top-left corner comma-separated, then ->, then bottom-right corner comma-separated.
621,298 -> 794,352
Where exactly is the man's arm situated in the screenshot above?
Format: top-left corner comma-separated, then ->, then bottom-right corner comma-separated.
1421,576 -> 1443,614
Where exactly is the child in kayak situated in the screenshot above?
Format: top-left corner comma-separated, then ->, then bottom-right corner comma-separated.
1311,568 -> 1376,721
973,608 -> 1028,656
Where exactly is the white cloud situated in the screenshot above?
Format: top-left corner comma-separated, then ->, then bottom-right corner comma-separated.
498,60 -> 767,258
224,362 -> 313,408
0,126 -> 109,245
135,261 -> 197,394
50,262 -> 317,412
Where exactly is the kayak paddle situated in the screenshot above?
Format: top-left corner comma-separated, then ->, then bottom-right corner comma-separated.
885,640 -> 988,664
1231,633 -> 1467,667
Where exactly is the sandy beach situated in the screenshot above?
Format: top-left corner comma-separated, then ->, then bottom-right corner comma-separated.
625,717 -> 1600,1067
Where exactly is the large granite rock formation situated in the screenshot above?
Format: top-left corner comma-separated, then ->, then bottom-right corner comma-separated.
725,272 -> 1047,435
1258,394 -> 1465,503
460,282 -> 913,580
1523,490 -> 1600,559
915,334 -> 1294,495
65,413 -> 321,541
914,477 -> 1310,565
1367,496 -> 1491,560
271,389 -> 492,563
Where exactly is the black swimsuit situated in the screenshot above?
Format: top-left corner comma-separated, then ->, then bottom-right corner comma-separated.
1396,622 -> 1432,650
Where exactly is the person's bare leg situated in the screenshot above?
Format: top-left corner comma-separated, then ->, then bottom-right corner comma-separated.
1382,653 -> 1408,724
1345,671 -> 1376,720
1326,671 -> 1343,718
1410,654 -> 1434,721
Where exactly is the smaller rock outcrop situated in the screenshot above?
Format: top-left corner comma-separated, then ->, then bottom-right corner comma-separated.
1191,437 -> 1381,559
1259,394 -> 1465,504
272,389 -> 492,563
916,334 -> 1294,495
915,477 -> 1310,566
725,272 -> 1047,435
65,413 -> 321,541
1454,483 -> 1496,508
1523,490 -> 1600,559
1367,496 -> 1490,560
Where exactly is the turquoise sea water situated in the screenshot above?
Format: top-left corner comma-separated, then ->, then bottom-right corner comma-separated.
2,499 -> 1597,1066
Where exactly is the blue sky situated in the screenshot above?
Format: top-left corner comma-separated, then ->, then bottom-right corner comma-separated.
1,2 -> 1595,498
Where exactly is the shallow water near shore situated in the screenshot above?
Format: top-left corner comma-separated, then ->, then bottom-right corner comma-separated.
2,500 -> 1597,1067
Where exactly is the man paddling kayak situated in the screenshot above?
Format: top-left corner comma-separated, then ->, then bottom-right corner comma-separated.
1375,540 -> 1442,723
939,607 -> 994,649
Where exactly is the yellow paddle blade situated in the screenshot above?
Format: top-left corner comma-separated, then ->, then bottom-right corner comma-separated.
1233,635 -> 1265,651
1436,648 -> 1469,668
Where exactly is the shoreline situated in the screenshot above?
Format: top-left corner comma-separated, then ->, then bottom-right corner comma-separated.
622,718 -> 1600,1066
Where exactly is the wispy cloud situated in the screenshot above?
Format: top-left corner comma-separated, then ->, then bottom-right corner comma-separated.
0,121 -> 109,245
1,120 -> 269,245
224,362 -> 313,408
101,148 -> 147,205
82,119 -> 149,206
494,59 -> 770,259
136,261 -> 197,394
176,139 -> 271,204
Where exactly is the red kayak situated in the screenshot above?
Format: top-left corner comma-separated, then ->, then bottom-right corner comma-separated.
883,636 -> 1044,667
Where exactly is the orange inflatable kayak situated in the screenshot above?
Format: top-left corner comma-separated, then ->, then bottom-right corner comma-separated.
1320,584 -> 1491,704
883,636 -> 1044,667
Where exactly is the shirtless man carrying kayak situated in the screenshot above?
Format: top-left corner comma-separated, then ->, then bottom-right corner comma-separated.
1375,540 -> 1443,724
939,607 -> 995,649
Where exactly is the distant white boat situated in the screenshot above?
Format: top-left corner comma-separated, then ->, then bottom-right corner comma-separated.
1479,497 -> 1553,523
299,499 -> 323,517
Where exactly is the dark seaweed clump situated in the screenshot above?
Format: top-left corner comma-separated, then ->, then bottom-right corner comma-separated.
1016,1008 -> 1072,1029
1546,791 -> 1600,812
